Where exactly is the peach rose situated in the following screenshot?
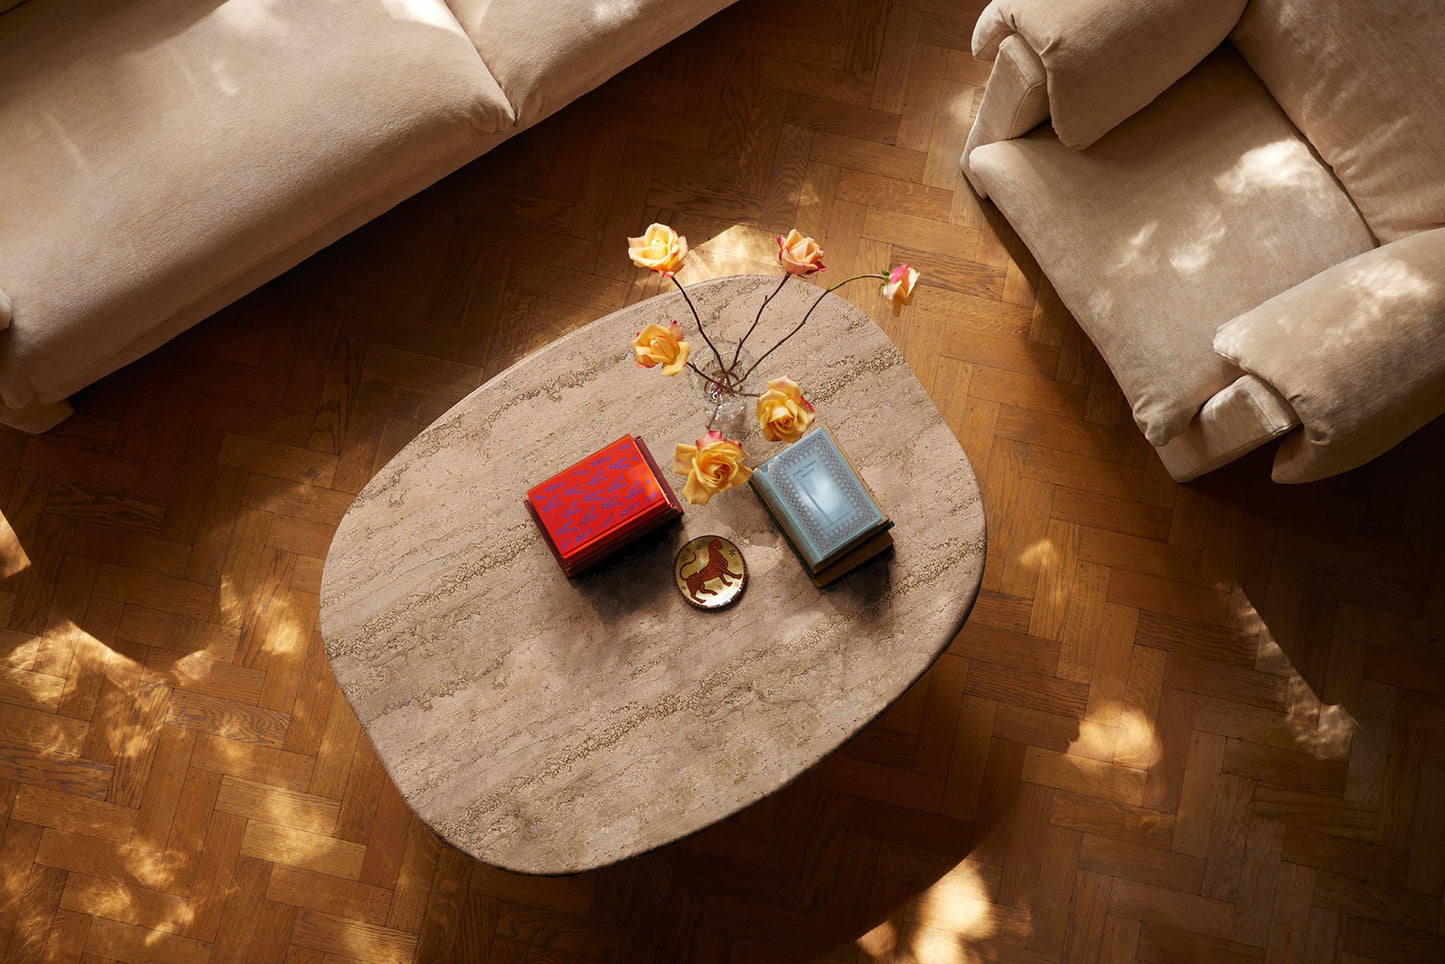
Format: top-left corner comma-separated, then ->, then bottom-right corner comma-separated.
777,229 -> 826,275
673,431 -> 752,505
755,376 -> 816,443
633,322 -> 691,376
628,223 -> 689,275
880,264 -> 919,316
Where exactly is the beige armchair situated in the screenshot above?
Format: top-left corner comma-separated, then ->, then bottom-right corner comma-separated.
961,0 -> 1445,482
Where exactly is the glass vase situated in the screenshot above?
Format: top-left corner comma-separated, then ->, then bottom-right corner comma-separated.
688,340 -> 756,439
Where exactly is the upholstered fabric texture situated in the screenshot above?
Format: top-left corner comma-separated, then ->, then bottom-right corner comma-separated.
961,33 -> 1049,197
0,0 -> 513,414
968,48 -> 1376,447
1214,228 -> 1445,483
442,0 -> 734,129
0,289 -> 10,329
1231,0 -> 1445,243
1155,375 -> 1298,483
971,0 -> 1245,149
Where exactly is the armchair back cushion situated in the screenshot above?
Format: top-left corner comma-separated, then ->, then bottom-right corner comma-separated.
972,0 -> 1245,149
1214,228 -> 1445,482
1230,0 -> 1445,242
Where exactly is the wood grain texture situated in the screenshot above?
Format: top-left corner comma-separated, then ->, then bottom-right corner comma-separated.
0,0 -> 1441,959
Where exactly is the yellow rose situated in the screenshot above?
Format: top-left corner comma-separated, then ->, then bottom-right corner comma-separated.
673,431 -> 752,505
755,376 -> 816,442
880,264 -> 920,316
777,229 -> 826,275
633,322 -> 691,376
627,223 -> 689,275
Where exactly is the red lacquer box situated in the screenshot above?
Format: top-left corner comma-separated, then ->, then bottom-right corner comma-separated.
524,435 -> 684,577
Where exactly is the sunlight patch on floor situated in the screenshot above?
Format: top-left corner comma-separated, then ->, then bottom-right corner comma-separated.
901,861 -> 999,964
692,224 -> 779,278
0,510 -> 31,579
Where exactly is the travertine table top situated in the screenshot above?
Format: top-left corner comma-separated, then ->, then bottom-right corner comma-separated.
319,275 -> 986,875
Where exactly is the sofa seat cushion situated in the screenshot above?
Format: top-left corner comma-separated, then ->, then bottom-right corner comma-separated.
441,0 -> 734,129
1214,227 -> 1445,483
0,0 -> 512,412
968,47 -> 1376,447
1230,0 -> 1445,243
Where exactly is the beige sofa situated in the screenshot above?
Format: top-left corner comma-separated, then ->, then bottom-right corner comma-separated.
0,0 -> 733,432
961,0 -> 1445,482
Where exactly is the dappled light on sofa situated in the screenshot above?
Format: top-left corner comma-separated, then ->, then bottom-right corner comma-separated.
378,0 -> 468,31
1322,255 -> 1437,348
590,0 -> 645,25
1215,140 -> 1325,200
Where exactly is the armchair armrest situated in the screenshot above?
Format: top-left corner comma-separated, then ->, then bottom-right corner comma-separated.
1213,228 -> 1445,483
971,0 -> 1246,149
961,34 -> 1048,198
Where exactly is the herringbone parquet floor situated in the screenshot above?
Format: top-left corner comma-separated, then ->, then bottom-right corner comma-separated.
3,0 -> 1443,960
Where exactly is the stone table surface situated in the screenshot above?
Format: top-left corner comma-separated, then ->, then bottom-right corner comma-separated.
319,275 -> 987,875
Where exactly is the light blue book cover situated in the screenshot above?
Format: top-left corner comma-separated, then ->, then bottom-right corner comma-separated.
750,426 -> 888,569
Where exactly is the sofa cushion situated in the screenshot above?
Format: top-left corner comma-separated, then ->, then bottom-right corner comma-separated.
0,0 -> 513,414
442,0 -> 734,129
1230,0 -> 1445,243
1214,228 -> 1445,483
972,0 -> 1246,150
968,47 -> 1376,447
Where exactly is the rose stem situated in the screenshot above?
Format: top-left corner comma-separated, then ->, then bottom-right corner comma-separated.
671,275 -> 727,374
731,274 -> 791,371
740,273 -> 884,382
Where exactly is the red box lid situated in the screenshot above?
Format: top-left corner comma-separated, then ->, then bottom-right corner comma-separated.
525,436 -> 682,575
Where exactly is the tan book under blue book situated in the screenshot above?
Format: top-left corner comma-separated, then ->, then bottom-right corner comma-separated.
749,426 -> 893,586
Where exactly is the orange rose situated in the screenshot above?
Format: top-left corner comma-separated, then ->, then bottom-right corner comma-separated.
755,376 -> 815,442
633,322 -> 691,376
777,229 -> 826,275
628,223 -> 689,275
880,264 -> 919,316
673,431 -> 752,505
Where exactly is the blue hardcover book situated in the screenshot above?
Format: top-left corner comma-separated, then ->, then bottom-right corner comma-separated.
749,426 -> 891,573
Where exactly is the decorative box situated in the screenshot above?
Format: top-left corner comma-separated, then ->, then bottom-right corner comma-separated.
525,435 -> 683,577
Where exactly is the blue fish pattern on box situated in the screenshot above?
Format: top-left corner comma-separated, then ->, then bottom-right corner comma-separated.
528,437 -> 670,558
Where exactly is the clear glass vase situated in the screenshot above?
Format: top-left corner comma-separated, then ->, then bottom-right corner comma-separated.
688,340 -> 756,439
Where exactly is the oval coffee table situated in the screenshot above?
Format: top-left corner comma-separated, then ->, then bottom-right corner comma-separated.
319,275 -> 986,874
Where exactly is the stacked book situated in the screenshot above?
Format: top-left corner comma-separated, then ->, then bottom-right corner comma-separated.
750,426 -> 893,587
525,435 -> 683,577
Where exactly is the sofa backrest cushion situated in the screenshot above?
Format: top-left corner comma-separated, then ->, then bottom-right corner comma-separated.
1231,0 -> 1445,242
0,0 -> 29,15
442,0 -> 735,131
